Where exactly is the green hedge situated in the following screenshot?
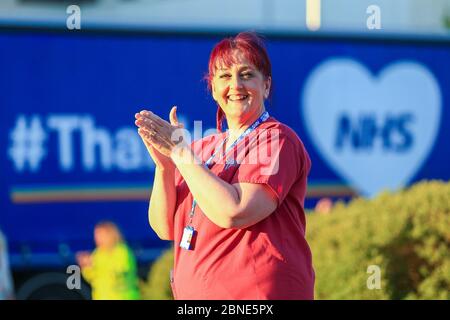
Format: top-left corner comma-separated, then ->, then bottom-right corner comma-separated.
140,246 -> 174,300
308,180 -> 449,299
141,180 -> 450,299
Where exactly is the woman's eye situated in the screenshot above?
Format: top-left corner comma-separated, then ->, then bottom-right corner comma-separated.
219,74 -> 231,79
241,72 -> 253,79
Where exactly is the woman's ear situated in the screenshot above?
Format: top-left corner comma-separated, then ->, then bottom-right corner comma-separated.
264,76 -> 272,99
211,81 -> 218,102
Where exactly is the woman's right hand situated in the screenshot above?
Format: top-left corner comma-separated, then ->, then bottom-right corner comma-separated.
135,106 -> 182,171
138,129 -> 175,170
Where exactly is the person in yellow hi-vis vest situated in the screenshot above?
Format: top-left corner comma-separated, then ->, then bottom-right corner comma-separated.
76,221 -> 141,300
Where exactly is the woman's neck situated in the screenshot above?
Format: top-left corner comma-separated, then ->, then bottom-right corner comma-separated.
226,107 -> 265,142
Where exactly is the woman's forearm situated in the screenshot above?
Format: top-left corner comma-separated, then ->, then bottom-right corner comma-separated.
148,167 -> 176,240
171,144 -> 241,228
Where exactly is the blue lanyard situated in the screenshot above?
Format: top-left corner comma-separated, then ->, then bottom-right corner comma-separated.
187,111 -> 269,225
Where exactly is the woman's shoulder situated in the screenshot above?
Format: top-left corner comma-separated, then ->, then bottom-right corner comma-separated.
261,117 -> 312,174
261,116 -> 307,150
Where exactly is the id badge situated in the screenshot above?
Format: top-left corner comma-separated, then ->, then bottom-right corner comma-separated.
180,226 -> 195,250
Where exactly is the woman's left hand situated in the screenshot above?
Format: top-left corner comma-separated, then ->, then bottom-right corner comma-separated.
135,106 -> 186,158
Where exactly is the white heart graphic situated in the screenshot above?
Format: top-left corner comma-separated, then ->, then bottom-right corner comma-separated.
302,59 -> 442,197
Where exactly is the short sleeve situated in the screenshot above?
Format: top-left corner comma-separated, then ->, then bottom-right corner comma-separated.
231,130 -> 308,204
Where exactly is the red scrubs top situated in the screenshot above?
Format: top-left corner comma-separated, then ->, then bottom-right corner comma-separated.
170,116 -> 314,300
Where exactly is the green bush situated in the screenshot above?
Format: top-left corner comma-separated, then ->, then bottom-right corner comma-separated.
308,180 -> 450,299
141,180 -> 450,299
140,245 -> 174,300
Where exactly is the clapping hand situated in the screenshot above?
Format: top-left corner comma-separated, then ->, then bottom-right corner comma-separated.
135,106 -> 186,166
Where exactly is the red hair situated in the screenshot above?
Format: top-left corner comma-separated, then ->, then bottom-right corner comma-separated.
205,31 -> 272,132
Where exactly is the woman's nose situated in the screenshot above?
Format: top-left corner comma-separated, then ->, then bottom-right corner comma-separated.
230,75 -> 243,89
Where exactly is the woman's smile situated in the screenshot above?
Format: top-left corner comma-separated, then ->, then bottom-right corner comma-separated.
227,94 -> 249,102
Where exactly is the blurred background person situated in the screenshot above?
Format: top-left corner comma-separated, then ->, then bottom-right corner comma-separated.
76,221 -> 140,300
314,198 -> 334,215
0,229 -> 15,300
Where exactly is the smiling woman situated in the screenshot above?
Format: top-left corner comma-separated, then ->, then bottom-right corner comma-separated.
207,32 -> 272,136
134,31 -> 315,300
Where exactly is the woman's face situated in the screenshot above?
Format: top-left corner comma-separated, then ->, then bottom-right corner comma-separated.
211,50 -> 271,123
